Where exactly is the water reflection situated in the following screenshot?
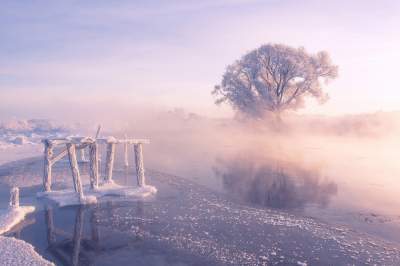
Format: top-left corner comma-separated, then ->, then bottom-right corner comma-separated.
10,169 -> 400,265
213,154 -> 338,209
45,206 -> 89,265
43,202 -> 147,266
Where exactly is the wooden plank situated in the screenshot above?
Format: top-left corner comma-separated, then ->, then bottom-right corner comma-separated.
95,138 -> 150,145
43,137 -> 149,145
51,148 -> 68,164
43,137 -> 96,145
76,143 -> 90,150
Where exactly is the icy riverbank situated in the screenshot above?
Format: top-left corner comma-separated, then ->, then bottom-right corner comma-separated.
0,236 -> 54,266
0,206 -> 35,234
0,206 -> 54,265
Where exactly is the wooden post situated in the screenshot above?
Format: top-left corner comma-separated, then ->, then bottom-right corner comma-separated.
43,140 -> 53,192
104,142 -> 116,183
89,143 -> 99,189
9,187 -> 19,208
124,137 -> 129,168
134,143 -> 145,187
67,143 -> 84,201
80,148 -> 87,162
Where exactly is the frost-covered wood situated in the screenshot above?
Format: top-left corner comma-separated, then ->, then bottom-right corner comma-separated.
45,137 -> 148,145
41,136 -> 151,203
43,140 -> 53,192
50,148 -> 68,164
45,137 -> 95,145
124,134 -> 129,167
89,143 -> 99,189
79,148 -> 87,162
104,142 -> 116,183
66,143 -> 84,201
96,138 -> 149,145
134,143 -> 145,186
9,187 -> 19,208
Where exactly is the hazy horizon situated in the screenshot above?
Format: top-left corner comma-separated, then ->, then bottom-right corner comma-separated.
1,0 -> 400,120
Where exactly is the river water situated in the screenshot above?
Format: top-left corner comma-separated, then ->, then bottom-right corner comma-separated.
1,150 -> 400,265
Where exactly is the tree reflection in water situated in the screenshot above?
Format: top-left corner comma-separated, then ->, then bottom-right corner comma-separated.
213,154 -> 337,209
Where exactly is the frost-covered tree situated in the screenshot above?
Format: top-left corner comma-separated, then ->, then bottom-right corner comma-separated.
213,44 -> 338,119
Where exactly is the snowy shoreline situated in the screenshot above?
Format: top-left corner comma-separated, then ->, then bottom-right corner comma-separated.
0,206 -> 35,235
0,206 -> 55,266
0,236 -> 54,266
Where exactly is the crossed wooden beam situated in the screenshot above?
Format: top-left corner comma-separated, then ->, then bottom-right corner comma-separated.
42,137 -> 149,200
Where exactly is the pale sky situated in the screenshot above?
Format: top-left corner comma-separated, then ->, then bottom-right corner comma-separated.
1,0 -> 399,119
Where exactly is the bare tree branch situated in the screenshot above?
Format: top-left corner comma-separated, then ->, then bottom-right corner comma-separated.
213,43 -> 338,119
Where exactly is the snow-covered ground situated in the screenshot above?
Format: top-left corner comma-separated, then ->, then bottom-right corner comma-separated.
0,236 -> 54,266
0,119 -> 77,165
0,119 -> 71,146
0,119 -> 83,265
0,206 -> 35,235
0,201 -> 54,265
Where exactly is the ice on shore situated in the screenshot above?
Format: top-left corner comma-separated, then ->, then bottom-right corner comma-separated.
0,205 -> 54,265
95,182 -> 157,197
0,206 -> 35,235
0,236 -> 54,266
37,183 -> 157,207
37,190 -> 97,207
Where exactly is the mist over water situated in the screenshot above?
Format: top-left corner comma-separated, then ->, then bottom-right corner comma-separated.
2,108 -> 400,264
105,108 -> 400,239
3,107 -> 400,242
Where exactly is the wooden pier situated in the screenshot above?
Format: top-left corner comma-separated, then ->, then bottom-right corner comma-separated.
41,136 -> 150,204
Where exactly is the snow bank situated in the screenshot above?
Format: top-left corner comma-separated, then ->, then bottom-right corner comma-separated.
0,205 -> 53,265
0,119 -> 72,146
0,206 -> 35,235
38,184 -> 157,207
0,236 -> 54,266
